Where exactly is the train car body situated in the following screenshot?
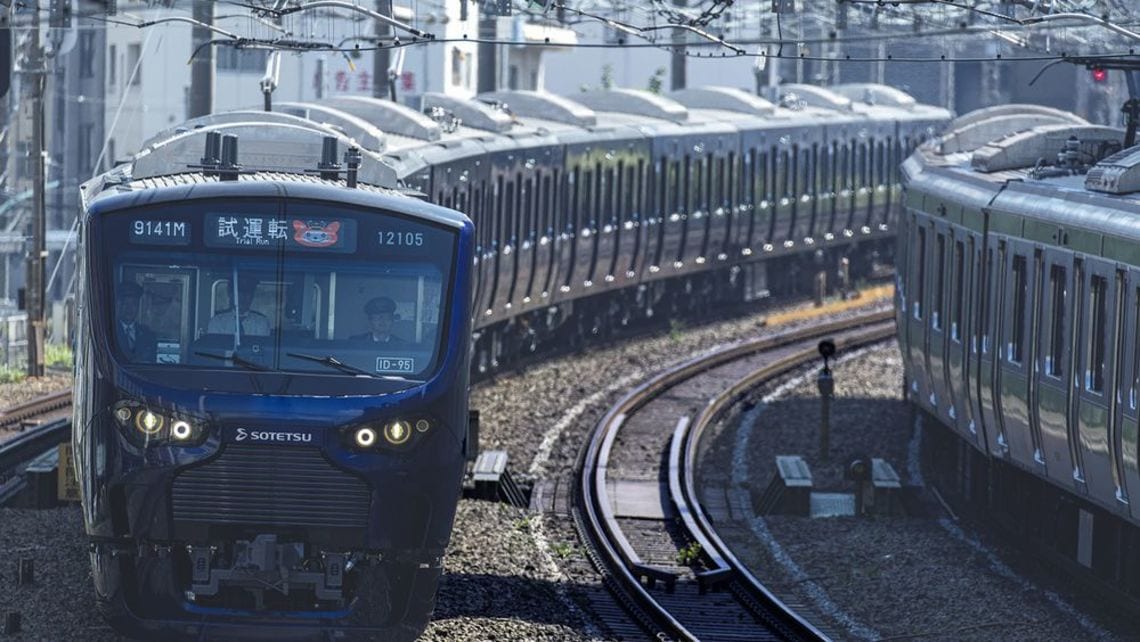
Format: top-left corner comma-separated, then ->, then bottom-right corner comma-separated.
74,123 -> 475,640
899,106 -> 1140,597
74,85 -> 950,639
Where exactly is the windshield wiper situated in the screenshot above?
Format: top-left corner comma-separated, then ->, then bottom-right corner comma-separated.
194,350 -> 270,371
286,352 -> 378,378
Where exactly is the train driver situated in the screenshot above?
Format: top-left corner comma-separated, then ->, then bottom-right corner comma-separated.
351,297 -> 406,344
115,281 -> 158,363
207,284 -> 270,337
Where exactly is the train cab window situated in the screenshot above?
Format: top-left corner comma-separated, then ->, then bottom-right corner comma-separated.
105,206 -> 456,383
1009,255 -> 1028,365
1087,275 -> 1108,393
933,234 -> 946,330
1047,265 -> 1067,377
914,226 -> 925,320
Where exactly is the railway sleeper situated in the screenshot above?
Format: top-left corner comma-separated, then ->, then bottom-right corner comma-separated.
630,561 -> 678,593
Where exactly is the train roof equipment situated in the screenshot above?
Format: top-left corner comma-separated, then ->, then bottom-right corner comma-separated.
937,113 -> 1091,154
667,87 -> 777,116
1085,145 -> 1140,195
947,103 -> 1087,131
477,90 -> 598,128
970,124 -> 1124,172
574,88 -> 690,124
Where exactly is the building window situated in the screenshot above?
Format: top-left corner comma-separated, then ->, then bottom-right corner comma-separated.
508,64 -> 519,90
108,44 -> 117,86
451,48 -> 462,87
79,32 -> 95,79
128,43 -> 142,86
217,47 -> 270,73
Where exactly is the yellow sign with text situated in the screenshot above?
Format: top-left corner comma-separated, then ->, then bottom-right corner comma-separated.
57,442 -> 80,502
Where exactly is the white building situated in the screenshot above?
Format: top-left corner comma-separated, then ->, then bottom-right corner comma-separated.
102,0 -> 483,160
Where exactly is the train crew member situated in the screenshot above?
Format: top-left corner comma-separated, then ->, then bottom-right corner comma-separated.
351,296 -> 406,344
207,283 -> 270,336
115,281 -> 158,363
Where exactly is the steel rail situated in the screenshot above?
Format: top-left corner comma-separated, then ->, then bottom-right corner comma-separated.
675,321 -> 897,639
0,389 -> 73,431
576,307 -> 894,641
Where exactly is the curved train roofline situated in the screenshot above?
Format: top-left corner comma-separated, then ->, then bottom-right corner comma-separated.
92,83 -> 951,333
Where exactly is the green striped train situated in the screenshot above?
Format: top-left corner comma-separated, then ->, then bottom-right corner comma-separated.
899,104 -> 1140,601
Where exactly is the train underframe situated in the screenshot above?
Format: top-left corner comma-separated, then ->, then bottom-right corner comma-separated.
90,537 -> 441,641
920,409 -> 1140,613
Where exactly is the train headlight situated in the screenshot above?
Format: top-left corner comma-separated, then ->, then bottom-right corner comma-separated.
354,426 -> 378,448
135,410 -> 164,435
415,419 -> 431,433
171,420 -> 194,442
114,406 -> 133,425
383,420 -> 412,446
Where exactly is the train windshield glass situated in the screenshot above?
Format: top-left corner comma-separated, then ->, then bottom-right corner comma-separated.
100,201 -> 456,381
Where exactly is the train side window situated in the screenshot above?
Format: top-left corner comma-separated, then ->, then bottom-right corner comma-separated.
1008,254 -> 1027,365
933,233 -> 945,330
952,239 -> 964,341
914,226 -> 925,320
1087,274 -> 1108,393
1047,264 -> 1067,378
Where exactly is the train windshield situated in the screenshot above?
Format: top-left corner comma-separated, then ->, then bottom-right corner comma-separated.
99,200 -> 456,382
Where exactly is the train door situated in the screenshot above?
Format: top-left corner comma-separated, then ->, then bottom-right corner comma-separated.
592,160 -> 617,287
719,152 -> 737,259
1075,259 -> 1120,500
1117,271 -> 1140,521
995,239 -> 1038,468
904,213 -> 931,407
978,238 -> 1006,457
959,230 -> 985,448
926,222 -> 951,416
944,229 -> 968,437
1037,249 -> 1076,485
627,160 -> 646,279
540,168 -> 562,299
557,164 -> 580,299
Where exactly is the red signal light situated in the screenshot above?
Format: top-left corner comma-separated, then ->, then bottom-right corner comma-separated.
1092,67 -> 1108,83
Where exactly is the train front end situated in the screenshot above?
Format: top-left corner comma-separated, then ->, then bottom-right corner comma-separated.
73,180 -> 473,640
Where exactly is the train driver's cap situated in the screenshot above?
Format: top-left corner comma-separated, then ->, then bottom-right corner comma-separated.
365,297 -> 397,316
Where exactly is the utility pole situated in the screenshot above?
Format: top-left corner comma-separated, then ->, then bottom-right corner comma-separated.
373,0 -> 393,99
189,0 -> 215,118
22,1 -> 46,377
670,0 -> 686,91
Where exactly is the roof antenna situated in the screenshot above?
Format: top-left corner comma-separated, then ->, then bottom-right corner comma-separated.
200,131 -> 222,176
344,146 -> 361,188
319,136 -> 341,181
219,134 -> 241,181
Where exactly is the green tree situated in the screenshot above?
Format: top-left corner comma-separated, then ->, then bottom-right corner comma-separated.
647,67 -> 667,94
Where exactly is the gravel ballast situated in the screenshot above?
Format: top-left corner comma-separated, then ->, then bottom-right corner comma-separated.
699,345 -> 1135,641
2,296 -> 878,640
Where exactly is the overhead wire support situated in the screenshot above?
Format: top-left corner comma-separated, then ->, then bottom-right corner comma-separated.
278,0 -> 434,40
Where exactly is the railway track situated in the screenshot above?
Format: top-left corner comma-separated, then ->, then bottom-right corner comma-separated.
575,308 -> 896,641
0,391 -> 73,505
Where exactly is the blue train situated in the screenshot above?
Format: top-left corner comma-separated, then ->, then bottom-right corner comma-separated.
73,84 -> 949,639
